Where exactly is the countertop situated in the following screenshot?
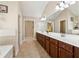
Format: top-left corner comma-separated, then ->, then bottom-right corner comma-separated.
0,45 -> 13,58
37,31 -> 79,48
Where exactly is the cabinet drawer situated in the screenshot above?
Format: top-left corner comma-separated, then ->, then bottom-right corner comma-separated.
59,41 -> 73,53
50,42 -> 58,47
74,46 -> 79,58
50,38 -> 58,45
46,40 -> 50,54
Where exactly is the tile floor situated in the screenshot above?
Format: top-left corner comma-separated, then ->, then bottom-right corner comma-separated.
16,37 -> 50,58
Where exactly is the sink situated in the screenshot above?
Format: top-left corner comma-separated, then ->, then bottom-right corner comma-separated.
61,33 -> 65,37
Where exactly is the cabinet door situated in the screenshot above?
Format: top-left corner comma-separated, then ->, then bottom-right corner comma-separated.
50,43 -> 58,58
36,33 -> 39,41
42,36 -> 46,49
43,36 -> 46,49
46,39 -> 49,54
36,33 -> 41,44
59,48 -> 73,58
74,47 -> 79,58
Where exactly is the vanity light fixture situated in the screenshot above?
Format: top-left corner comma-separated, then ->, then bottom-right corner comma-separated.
41,16 -> 46,21
56,1 -> 76,10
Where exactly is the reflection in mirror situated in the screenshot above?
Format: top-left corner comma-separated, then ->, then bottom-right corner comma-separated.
48,1 -> 79,35
47,22 -> 52,32
60,20 -> 66,33
46,21 -> 54,33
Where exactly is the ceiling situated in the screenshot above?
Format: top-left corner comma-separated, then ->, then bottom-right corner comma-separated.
19,1 -> 79,20
19,1 -> 48,18
47,1 -> 79,21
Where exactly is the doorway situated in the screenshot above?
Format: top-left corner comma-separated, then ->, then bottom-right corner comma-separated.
25,21 -> 34,37
60,20 -> 66,33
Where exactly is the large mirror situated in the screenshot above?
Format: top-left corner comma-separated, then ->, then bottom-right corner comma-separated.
47,1 -> 79,35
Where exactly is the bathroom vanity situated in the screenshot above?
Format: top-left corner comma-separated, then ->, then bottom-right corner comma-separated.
36,31 -> 79,58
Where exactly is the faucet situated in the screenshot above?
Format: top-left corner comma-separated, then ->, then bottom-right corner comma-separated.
61,33 -> 65,37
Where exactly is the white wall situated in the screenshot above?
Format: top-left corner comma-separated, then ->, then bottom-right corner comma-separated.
0,1 -> 19,56
0,2 -> 18,30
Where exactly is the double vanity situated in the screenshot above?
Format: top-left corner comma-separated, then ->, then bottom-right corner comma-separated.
36,31 -> 79,58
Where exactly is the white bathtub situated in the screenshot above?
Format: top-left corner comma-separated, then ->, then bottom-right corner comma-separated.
0,45 -> 13,58
0,30 -> 17,56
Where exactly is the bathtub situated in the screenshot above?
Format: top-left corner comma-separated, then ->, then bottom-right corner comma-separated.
0,45 -> 13,58
0,29 -> 17,56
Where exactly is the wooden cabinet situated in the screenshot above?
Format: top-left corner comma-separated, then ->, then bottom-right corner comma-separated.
74,47 -> 79,58
42,35 -> 46,49
49,38 -> 58,58
36,32 -> 76,58
59,41 -> 73,58
36,32 -> 41,44
36,33 -> 46,49
36,33 -> 39,41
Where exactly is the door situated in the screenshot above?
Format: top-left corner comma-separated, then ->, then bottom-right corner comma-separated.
25,21 -> 34,37
60,20 -> 66,33
50,43 -> 58,58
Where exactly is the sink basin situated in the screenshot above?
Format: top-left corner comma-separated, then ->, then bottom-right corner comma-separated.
61,34 -> 65,37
